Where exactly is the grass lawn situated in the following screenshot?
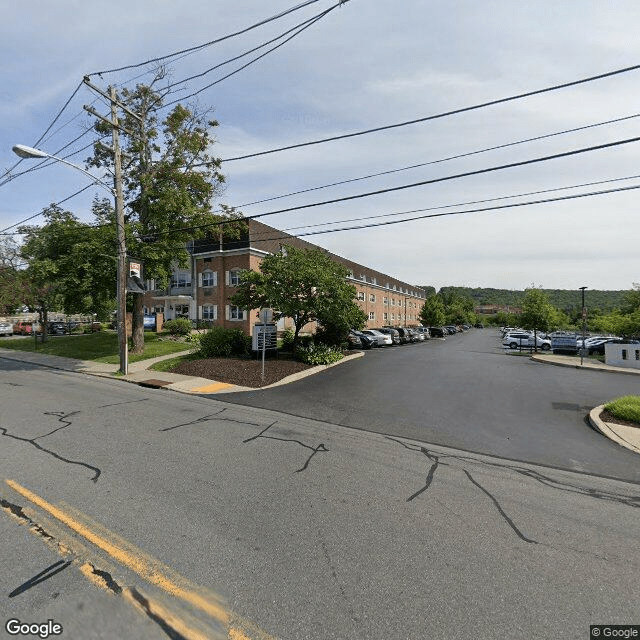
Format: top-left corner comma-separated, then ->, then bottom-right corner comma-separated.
605,396 -> 640,425
0,331 -> 194,364
149,353 -> 200,372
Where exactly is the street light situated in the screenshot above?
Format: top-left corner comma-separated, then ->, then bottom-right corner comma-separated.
579,286 -> 587,366
12,144 -> 129,375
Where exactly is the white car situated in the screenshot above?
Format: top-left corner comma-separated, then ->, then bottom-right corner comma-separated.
503,331 -> 551,350
0,320 -> 14,336
361,329 -> 392,346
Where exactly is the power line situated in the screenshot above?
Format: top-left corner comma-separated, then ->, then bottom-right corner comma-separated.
230,112 -> 640,209
163,6 -> 337,108
153,132 -> 640,237
245,182 -> 640,242
251,172 -> 640,235
219,63 -> 640,162
87,0 -> 329,77
160,6 -> 336,102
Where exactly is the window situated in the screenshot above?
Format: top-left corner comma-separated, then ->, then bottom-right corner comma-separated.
636,350 -> 640,361
622,349 -> 628,360
228,305 -> 245,321
357,291 -> 365,301
369,294 -> 376,303
360,274 -> 366,281
383,297 -> 388,305
202,304 -> 217,320
369,311 -> 375,321
371,277 -> 377,285
201,270 -> 217,287
383,312 -> 389,321
171,272 -> 191,288
228,269 -> 242,286
391,298 -> 396,306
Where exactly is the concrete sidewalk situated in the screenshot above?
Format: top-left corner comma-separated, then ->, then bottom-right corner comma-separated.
0,347 -> 363,395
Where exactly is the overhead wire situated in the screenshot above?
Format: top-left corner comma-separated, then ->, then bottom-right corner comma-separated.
87,0 -> 328,77
228,112 -> 640,210
219,63 -> 640,162
163,6 -> 338,108
147,132 -> 640,238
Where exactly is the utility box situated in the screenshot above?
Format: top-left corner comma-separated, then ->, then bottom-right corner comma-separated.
252,323 -> 277,353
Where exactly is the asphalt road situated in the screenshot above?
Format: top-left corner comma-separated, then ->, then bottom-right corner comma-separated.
215,328 -> 640,483
1,351 -> 639,639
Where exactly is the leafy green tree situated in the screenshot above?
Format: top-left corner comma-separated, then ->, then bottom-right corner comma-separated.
18,203 -> 118,322
519,287 -> 555,351
87,74 -> 243,352
419,294 -> 446,326
230,245 -> 362,352
0,236 -> 25,314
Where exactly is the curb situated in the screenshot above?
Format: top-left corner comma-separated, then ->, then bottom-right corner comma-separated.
530,354 -> 640,376
589,405 -> 640,455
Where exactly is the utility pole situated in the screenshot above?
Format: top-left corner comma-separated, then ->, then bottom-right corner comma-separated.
83,78 -> 142,375
111,86 -> 128,376
579,286 -> 587,366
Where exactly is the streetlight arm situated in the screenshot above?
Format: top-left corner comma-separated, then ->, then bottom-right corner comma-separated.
12,144 -> 115,195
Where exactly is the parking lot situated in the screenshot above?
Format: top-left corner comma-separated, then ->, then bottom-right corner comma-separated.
218,326 -> 640,482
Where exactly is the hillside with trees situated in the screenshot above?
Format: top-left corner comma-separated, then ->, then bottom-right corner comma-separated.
420,286 -> 627,314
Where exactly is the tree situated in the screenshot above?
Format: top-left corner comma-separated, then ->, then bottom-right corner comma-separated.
87,73 -> 242,352
419,294 -> 446,326
18,202 -> 118,322
519,287 -> 555,351
230,245 -> 362,351
0,236 -> 25,314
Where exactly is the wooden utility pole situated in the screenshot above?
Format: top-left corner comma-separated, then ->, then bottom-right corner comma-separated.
83,77 -> 142,374
111,86 -> 128,375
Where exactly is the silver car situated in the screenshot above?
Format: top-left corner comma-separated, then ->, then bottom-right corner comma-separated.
0,320 -> 14,336
361,329 -> 393,346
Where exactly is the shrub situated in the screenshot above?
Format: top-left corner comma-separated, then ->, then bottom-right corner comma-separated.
163,318 -> 192,336
604,396 -> 640,424
198,326 -> 251,358
281,328 -> 295,350
295,342 -> 344,366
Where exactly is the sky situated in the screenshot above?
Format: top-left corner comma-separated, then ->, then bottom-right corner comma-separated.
2,1 -> 640,292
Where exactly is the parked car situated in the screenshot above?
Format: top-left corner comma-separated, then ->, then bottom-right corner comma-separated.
429,327 -> 446,338
12,321 -> 32,335
361,329 -> 392,346
348,330 -> 375,350
443,325 -> 458,335
375,327 -> 401,345
0,320 -> 14,336
408,328 -> 424,341
502,332 -> 551,350
415,326 -> 431,339
474,323 -> 484,328
388,327 -> 413,344
46,322 -> 67,335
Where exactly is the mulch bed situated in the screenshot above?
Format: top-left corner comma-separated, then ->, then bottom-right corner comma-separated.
171,357 -> 314,388
600,409 -> 640,429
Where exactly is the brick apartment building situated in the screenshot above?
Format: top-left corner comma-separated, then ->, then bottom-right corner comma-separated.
142,220 -> 427,336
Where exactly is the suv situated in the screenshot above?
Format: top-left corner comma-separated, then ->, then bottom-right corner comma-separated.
503,332 -> 551,350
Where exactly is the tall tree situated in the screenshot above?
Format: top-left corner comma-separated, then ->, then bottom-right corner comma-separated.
230,245 -> 363,351
519,287 -> 555,352
0,236 -> 25,314
87,73 -> 242,352
419,294 -> 446,327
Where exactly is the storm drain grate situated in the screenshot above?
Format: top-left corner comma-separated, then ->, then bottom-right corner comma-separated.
137,379 -> 172,389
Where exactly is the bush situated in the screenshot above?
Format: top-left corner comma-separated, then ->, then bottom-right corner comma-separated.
198,326 -> 251,358
281,328 -> 295,350
605,396 -> 640,424
295,342 -> 344,366
163,318 -> 192,336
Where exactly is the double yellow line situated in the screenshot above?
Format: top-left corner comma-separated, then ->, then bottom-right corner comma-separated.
5,479 -> 274,640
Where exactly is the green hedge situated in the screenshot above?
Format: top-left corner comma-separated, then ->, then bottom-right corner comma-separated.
163,318 -> 192,336
198,326 -> 251,358
295,343 -> 344,365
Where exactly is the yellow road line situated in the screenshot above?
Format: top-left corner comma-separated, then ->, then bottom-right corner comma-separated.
5,479 -> 228,625
191,381 -> 234,393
